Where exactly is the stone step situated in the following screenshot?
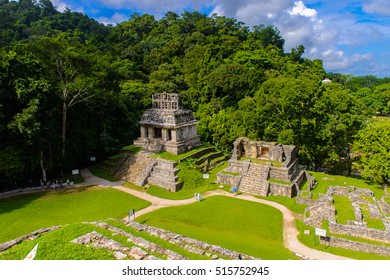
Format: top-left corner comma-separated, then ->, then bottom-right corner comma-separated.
90,222 -> 187,260
71,231 -> 160,260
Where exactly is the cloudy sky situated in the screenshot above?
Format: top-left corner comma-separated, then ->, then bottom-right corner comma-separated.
52,0 -> 390,77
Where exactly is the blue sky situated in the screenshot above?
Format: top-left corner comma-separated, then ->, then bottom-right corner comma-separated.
51,0 -> 390,77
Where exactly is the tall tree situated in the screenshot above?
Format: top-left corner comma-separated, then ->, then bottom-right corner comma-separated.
353,120 -> 390,187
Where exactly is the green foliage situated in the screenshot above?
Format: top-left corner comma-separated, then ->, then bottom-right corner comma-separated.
353,120 -> 390,187
0,0 -> 387,189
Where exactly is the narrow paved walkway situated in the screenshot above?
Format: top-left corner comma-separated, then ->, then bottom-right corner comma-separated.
80,168 -> 352,260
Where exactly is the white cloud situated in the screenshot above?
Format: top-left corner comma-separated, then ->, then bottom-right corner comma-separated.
321,49 -> 372,71
289,1 -> 317,18
363,0 -> 390,16
97,0 -> 210,17
96,12 -> 128,25
51,0 -> 69,12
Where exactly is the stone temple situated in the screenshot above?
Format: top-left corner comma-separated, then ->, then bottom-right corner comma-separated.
217,137 -> 307,197
133,93 -> 201,154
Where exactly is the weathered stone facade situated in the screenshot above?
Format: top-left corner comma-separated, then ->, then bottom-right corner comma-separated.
134,93 -> 201,154
217,138 -> 306,198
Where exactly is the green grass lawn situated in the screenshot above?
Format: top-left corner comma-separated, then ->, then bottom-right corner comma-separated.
89,165 -> 120,182
0,186 -> 151,243
136,195 -> 298,260
308,171 -> 384,199
333,195 -> 355,224
259,195 -> 307,214
0,220 -> 211,260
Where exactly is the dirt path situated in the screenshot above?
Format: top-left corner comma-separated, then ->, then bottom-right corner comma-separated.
80,168 -> 352,260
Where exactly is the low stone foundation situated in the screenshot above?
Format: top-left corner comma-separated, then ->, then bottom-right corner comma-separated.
0,226 -> 61,252
329,222 -> 390,243
320,235 -> 390,257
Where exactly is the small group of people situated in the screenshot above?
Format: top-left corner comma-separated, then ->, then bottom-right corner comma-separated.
41,179 -> 70,189
194,192 -> 202,202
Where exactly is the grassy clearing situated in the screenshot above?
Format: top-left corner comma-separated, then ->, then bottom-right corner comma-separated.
296,220 -> 390,260
308,171 -> 384,199
259,195 -> 307,214
89,165 -> 120,182
333,195 -> 355,224
360,204 -> 386,230
0,186 -> 151,243
136,196 -> 298,260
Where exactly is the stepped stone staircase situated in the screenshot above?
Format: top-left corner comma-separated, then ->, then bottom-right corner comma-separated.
114,152 -> 156,186
238,163 -> 270,196
147,160 -> 183,192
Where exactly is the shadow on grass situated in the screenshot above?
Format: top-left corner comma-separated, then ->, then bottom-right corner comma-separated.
0,185 -> 95,215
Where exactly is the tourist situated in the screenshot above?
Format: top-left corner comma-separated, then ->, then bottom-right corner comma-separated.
233,187 -> 237,196
197,193 -> 201,203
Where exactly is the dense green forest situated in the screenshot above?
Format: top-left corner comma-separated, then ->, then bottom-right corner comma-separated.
1,0 -> 389,189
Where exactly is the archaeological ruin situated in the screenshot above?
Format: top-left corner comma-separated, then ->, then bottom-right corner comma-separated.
217,137 -> 306,197
114,93 -> 203,192
302,185 -> 390,256
133,93 -> 202,154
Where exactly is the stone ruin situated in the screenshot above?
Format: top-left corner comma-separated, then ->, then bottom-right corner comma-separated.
303,186 -> 390,257
114,93 -> 203,192
217,137 -> 306,197
133,93 -> 202,154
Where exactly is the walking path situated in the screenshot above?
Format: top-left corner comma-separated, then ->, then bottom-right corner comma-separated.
80,168 -> 351,260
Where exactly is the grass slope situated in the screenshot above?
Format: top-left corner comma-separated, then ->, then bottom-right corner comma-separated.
136,196 -> 298,260
0,186 -> 151,243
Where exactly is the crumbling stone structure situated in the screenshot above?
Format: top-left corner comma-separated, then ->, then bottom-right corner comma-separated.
133,93 -> 201,154
304,186 -> 390,251
217,137 -> 306,197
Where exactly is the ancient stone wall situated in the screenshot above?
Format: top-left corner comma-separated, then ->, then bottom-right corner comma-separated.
147,159 -> 183,192
269,145 -> 283,162
0,226 -> 61,252
216,173 -> 236,185
269,182 -> 293,197
269,166 -> 290,182
320,236 -> 390,257
329,222 -> 390,242
224,159 -> 249,174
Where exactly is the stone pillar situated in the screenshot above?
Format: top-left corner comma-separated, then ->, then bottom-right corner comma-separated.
162,128 -> 169,141
171,129 -> 177,142
148,127 -> 154,139
140,126 -> 147,139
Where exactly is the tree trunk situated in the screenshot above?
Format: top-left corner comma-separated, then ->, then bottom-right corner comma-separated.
62,101 -> 67,158
40,150 -> 47,182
